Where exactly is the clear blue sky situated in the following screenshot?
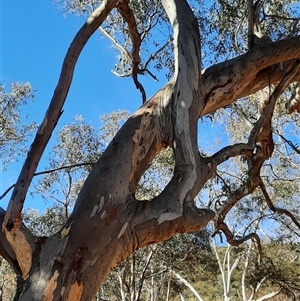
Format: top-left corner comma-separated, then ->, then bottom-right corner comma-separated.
1,0 -> 165,118
0,0 -> 223,211
0,0 -> 170,209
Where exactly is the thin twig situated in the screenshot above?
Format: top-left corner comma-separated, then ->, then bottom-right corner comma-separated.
274,131 -> 300,155
259,178 -> 300,229
0,162 -> 95,201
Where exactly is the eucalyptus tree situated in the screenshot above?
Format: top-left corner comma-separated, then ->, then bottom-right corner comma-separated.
0,1 -> 300,301
0,83 -> 37,169
210,233 -> 300,301
99,230 -> 213,301
21,110 -> 213,301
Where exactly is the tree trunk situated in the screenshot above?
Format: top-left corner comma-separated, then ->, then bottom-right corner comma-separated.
1,1 -> 213,300
2,0 -> 300,300
169,269 -> 205,301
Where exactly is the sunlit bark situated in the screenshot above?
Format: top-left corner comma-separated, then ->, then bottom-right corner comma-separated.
1,0 -> 300,300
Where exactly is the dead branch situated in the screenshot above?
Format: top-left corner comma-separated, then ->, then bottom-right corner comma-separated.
118,0 -> 146,103
213,63 -> 299,251
259,179 -> 300,229
213,222 -> 263,260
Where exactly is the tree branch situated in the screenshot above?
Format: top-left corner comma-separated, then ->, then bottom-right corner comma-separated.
107,0 -> 206,236
117,1 -> 146,103
274,131 -> 300,155
143,37 -> 172,77
286,81 -> 300,113
249,62 -> 299,146
2,0 -> 119,278
213,222 -> 263,260
211,143 -> 254,166
0,208 -> 21,276
213,65 -> 299,251
126,0 -> 215,245
135,246 -> 157,301
168,269 -> 205,301
0,161 -> 96,201
255,289 -> 282,301
259,178 -> 300,229
99,26 -> 133,76
202,36 -> 300,116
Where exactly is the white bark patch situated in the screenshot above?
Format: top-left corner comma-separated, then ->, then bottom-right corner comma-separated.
118,222 -> 129,239
90,196 -> 105,217
100,210 -> 107,219
162,0 -> 201,203
98,196 -> 105,212
90,205 -> 98,218
89,256 -> 98,267
158,211 -> 182,225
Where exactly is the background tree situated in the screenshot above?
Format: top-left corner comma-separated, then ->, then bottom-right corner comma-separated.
0,83 -> 37,169
2,108 -> 298,300
0,0 -> 300,301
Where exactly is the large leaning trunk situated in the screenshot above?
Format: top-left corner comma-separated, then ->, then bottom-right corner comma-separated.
0,1 -> 214,300
2,0 -> 300,300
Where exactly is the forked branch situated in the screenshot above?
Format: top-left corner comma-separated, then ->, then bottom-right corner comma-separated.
214,63 -> 299,250
128,0 -> 215,244
202,37 -> 300,116
214,222 -> 263,259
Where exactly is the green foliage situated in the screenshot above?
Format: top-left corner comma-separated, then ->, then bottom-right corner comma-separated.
0,257 -> 16,301
57,0 -> 300,75
23,207 -> 67,236
0,83 -> 37,169
243,242 -> 300,300
194,0 -> 300,66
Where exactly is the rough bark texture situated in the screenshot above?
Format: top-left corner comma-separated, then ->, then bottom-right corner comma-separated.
1,0 -> 300,300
